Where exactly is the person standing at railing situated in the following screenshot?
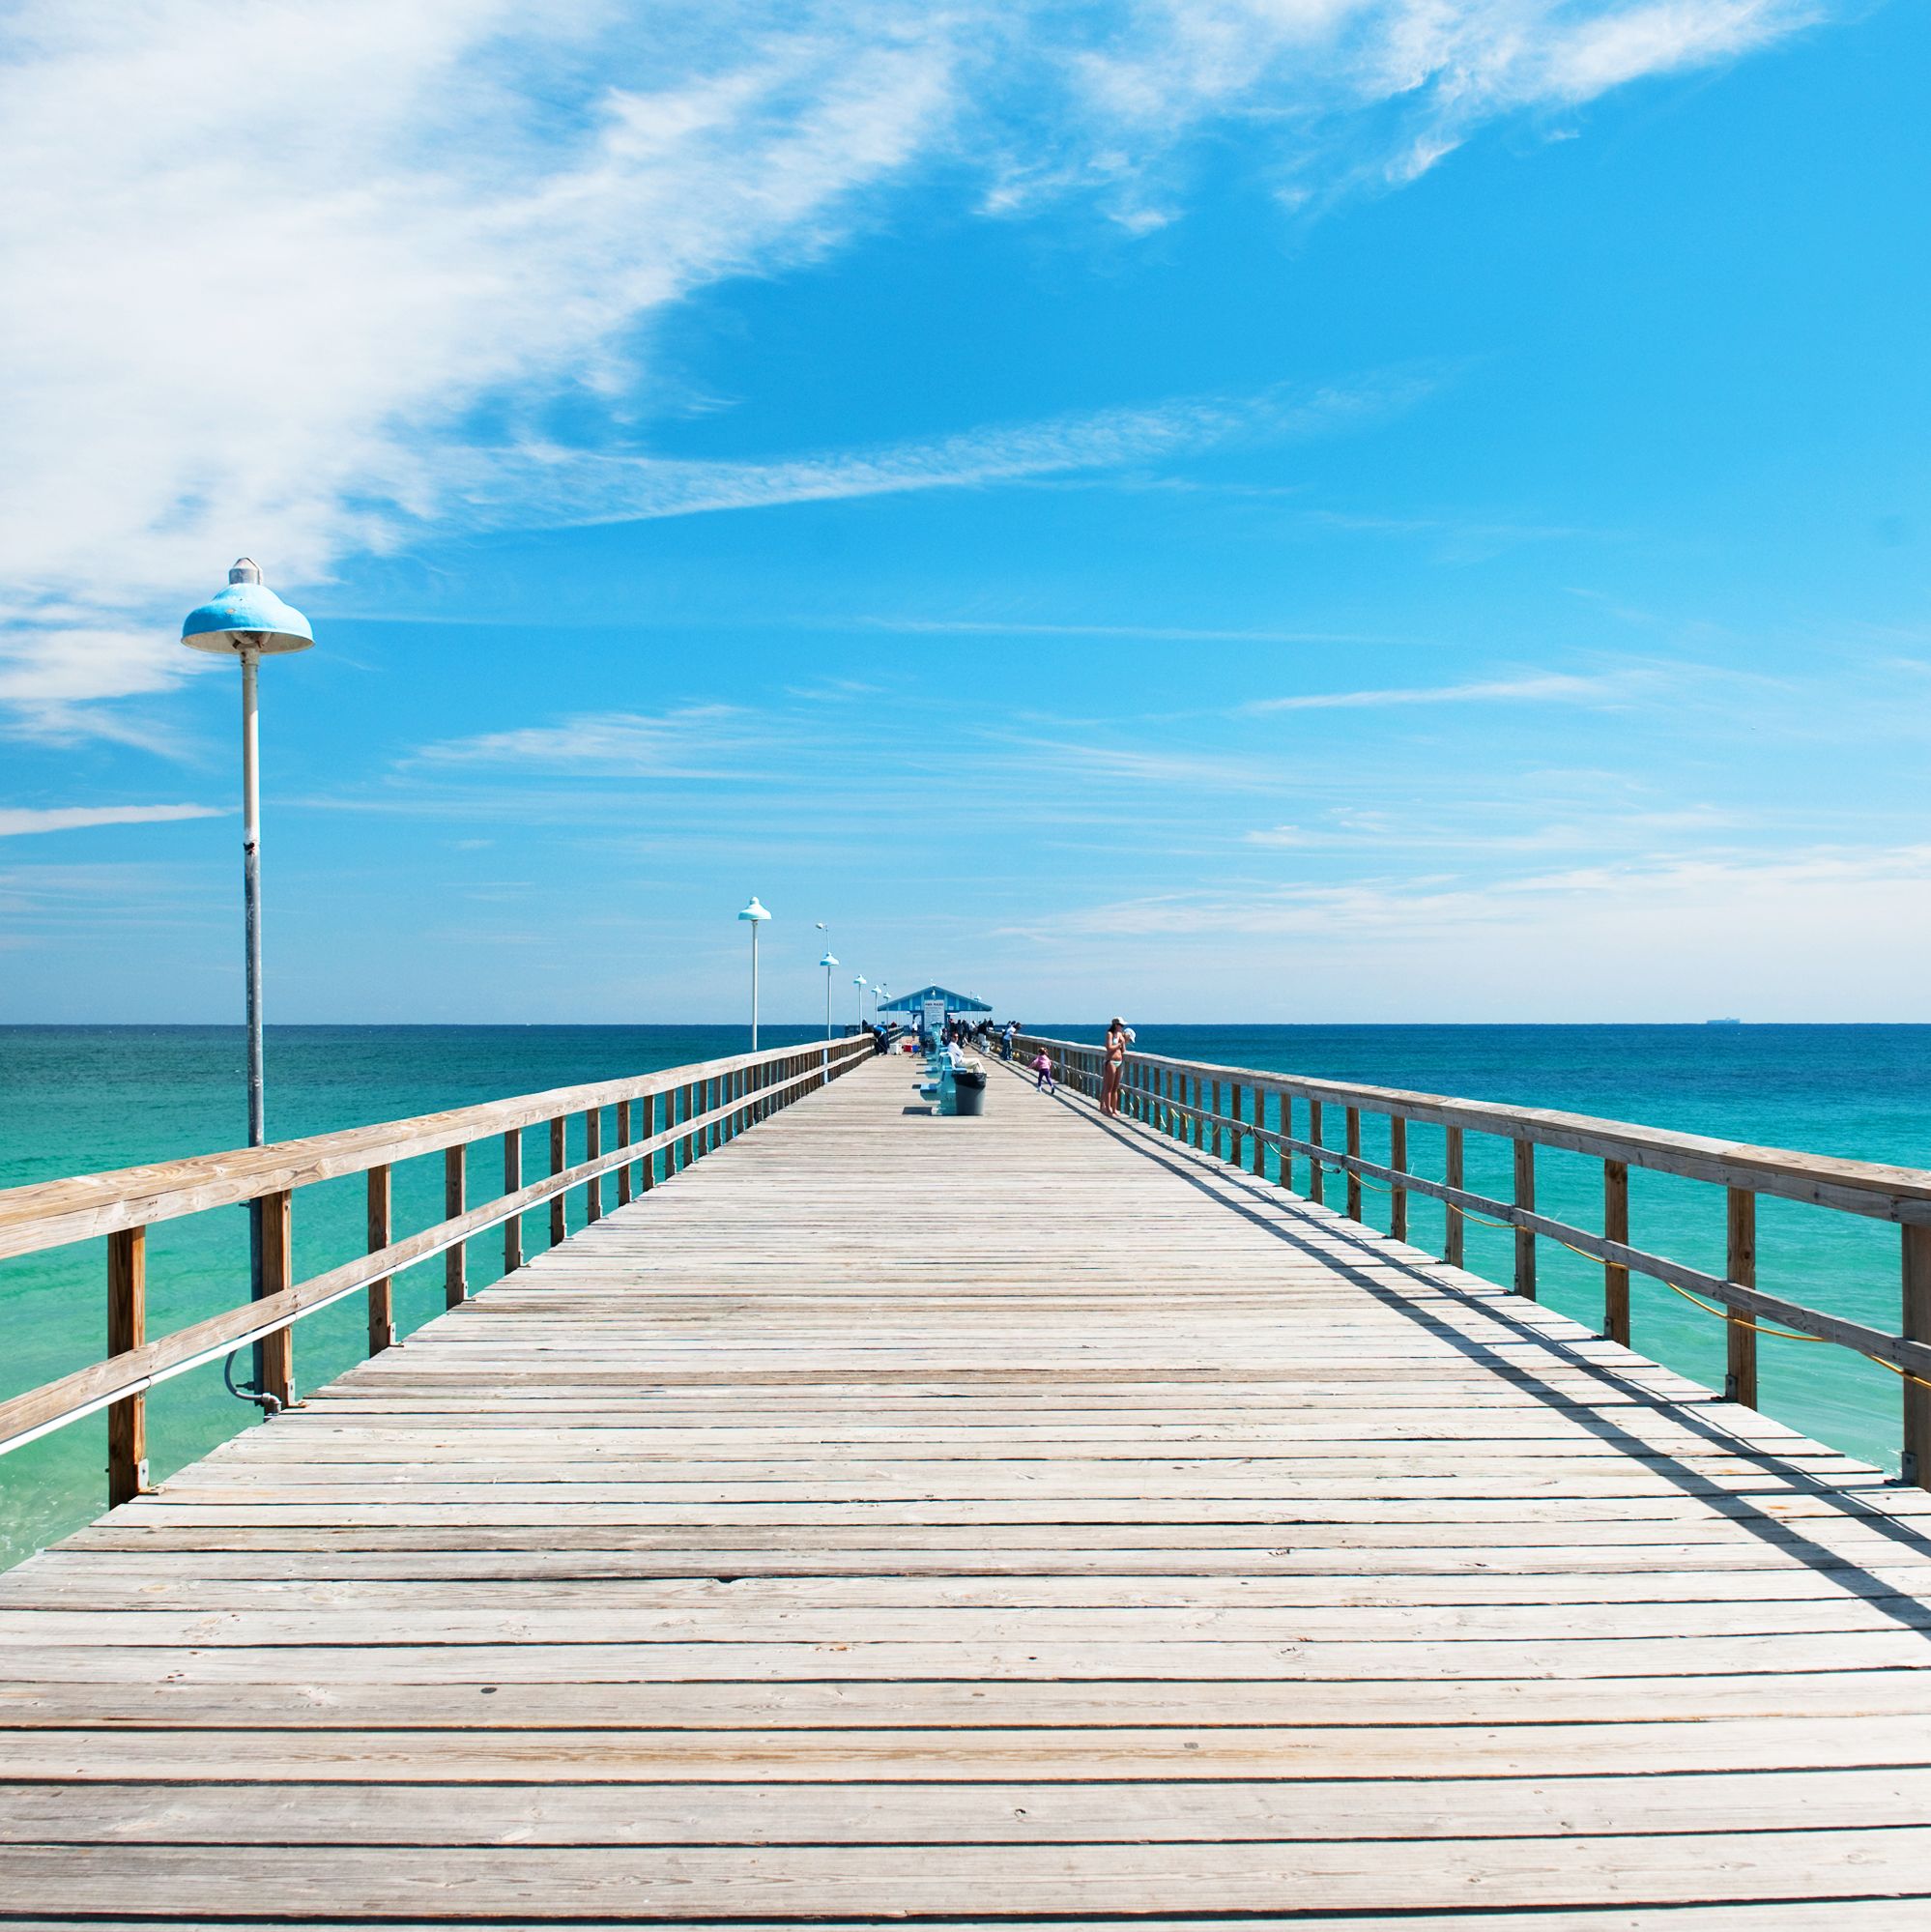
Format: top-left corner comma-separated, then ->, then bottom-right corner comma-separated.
1101,1018 -> 1127,1116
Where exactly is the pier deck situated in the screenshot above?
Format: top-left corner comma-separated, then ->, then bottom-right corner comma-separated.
4,1053 -> 1931,1923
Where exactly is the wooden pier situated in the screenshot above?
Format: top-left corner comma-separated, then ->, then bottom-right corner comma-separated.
3,1041 -> 1931,1921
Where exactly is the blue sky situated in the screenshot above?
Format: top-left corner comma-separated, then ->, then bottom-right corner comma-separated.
1,0 -> 1926,1023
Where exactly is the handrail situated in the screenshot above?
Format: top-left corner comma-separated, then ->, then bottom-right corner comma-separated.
0,1035 -> 873,1500
0,1043 -> 834,1260
1013,1031 -> 1931,1490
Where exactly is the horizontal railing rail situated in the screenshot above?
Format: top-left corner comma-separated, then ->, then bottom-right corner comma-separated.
1012,1032 -> 1931,1489
0,1035 -> 872,1502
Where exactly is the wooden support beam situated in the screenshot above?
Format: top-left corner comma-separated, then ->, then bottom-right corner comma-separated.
585,1110 -> 602,1224
1603,1159 -> 1629,1346
549,1117 -> 566,1246
1389,1114 -> 1408,1244
365,1165 -> 394,1354
640,1093 -> 657,1190
502,1130 -> 522,1274
257,1189 -> 294,1409
1309,1099 -> 1324,1206
1513,1139 -> 1537,1299
1345,1108 -> 1363,1222
1727,1187 -> 1758,1409
1252,1086 -> 1266,1178
444,1144 -> 467,1307
1907,1223 -> 1931,1489
105,1226 -> 146,1507
1279,1092 -> 1294,1193
616,1101 -> 632,1206
680,1084 -> 694,1170
1444,1126 -> 1464,1266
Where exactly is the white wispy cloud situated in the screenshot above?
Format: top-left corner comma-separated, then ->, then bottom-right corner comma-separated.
437,374 -> 1428,530
859,617 -> 1403,645
0,1 -> 1832,727
0,803 -> 224,839
409,706 -> 760,778
1243,672 -> 1625,713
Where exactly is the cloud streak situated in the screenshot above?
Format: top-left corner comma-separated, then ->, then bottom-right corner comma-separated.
0,803 -> 225,839
1244,672 -> 1626,713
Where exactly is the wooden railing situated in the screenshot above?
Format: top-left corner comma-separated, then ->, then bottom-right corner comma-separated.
1013,1033 -> 1931,1489
0,1034 -> 873,1506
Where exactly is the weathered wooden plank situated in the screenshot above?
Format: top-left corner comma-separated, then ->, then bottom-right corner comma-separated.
6,1831 -> 1931,1917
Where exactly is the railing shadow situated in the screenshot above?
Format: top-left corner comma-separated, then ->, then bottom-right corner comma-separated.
993,1062 -> 1931,1627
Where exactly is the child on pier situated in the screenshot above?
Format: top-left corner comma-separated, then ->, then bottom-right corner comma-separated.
1031,1049 -> 1055,1094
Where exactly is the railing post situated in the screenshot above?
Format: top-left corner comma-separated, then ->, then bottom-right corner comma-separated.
367,1165 -> 395,1353
1211,1081 -> 1223,1159
1389,1114 -> 1407,1243
1345,1107 -> 1363,1221
1280,1092 -> 1294,1193
641,1092 -> 657,1190
259,1189 -> 294,1409
504,1130 -> 523,1273
549,1116 -> 567,1245
1252,1088 -> 1265,1178
1513,1139 -> 1537,1298
1227,1082 -> 1241,1165
1905,1225 -> 1931,1489
680,1083 -> 695,1168
445,1143 -> 468,1307
1726,1187 -> 1757,1408
1603,1160 -> 1629,1345
1444,1126 -> 1464,1266
617,1100 -> 633,1205
1309,1100 -> 1324,1206
106,1226 -> 147,1507
586,1109 -> 602,1223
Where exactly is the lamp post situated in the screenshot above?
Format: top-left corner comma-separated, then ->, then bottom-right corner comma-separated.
853,973 -> 868,1029
817,948 -> 838,1075
180,559 -> 313,1399
815,924 -> 832,1039
737,897 -> 771,1049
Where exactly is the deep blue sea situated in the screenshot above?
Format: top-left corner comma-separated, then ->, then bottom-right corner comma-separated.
4,1022 -> 1929,1569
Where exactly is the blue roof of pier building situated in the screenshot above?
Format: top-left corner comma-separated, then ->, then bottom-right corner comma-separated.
876,984 -> 993,1015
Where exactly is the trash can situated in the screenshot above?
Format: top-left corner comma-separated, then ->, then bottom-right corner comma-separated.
952,1064 -> 988,1116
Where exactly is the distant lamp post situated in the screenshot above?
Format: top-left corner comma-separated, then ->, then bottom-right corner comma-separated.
853,973 -> 868,1029
737,897 -> 771,1049
181,558 -> 313,1399
818,950 -> 839,1039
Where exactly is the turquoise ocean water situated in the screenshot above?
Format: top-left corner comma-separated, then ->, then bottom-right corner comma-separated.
3,1022 -> 1928,1569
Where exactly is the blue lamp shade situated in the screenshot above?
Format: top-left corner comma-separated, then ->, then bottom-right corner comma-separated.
738,897 -> 771,923
181,560 -> 313,656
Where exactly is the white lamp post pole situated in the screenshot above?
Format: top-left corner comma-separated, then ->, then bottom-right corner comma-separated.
817,947 -> 838,1079
738,898 -> 771,1050
853,974 -> 868,1028
240,648 -> 266,1148
181,560 -> 313,1407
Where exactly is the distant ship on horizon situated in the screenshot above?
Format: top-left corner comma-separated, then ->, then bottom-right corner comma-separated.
1706,1017 -> 1744,1026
